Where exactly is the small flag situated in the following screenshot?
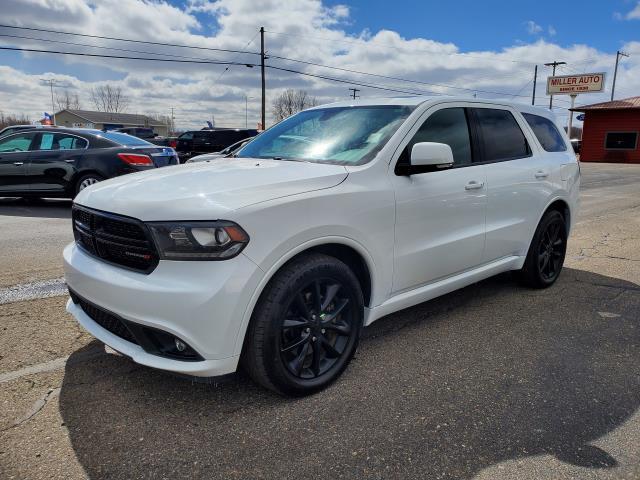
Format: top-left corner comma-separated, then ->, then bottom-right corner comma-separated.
43,112 -> 53,125
206,121 -> 213,129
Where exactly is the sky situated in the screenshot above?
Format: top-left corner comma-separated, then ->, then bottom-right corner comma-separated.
0,0 -> 639,130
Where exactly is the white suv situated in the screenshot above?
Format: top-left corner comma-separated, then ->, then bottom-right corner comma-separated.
64,97 -> 580,396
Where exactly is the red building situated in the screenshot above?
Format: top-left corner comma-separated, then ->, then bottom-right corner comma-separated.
571,96 -> 640,163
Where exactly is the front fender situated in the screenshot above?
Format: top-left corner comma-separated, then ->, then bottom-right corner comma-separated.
232,235 -> 378,356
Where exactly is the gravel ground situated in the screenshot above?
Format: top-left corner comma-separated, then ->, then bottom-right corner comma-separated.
1,163 -> 639,480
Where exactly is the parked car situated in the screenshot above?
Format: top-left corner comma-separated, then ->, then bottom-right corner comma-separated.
113,127 -> 177,148
0,128 -> 178,198
64,97 -> 579,396
0,124 -> 60,139
185,137 -> 255,163
175,128 -> 258,162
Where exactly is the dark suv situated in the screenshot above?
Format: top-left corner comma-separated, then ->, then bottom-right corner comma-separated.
175,128 -> 258,162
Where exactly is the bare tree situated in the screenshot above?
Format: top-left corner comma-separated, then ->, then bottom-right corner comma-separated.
272,89 -> 318,121
90,84 -> 129,112
55,89 -> 81,111
0,112 -> 31,129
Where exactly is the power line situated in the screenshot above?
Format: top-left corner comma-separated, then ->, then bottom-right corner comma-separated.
0,23 -> 260,56
0,45 -> 257,66
214,31 -> 260,83
268,65 -> 428,96
268,53 -> 533,98
2,29 -> 534,99
0,40 -> 565,102
0,44 -> 429,96
0,33 -> 234,63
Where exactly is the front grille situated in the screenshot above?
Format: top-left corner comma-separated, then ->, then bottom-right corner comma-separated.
72,205 -> 158,273
69,289 -> 138,345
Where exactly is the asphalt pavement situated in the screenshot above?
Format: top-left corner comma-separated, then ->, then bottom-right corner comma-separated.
1,162 -> 639,479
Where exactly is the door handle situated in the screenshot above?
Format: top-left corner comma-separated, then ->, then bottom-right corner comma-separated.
465,181 -> 484,190
64,159 -> 75,163
13,162 -> 24,166
535,171 -> 549,179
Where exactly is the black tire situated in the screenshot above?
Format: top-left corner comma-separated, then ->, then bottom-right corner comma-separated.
75,173 -> 104,196
515,210 -> 567,288
242,253 -> 364,396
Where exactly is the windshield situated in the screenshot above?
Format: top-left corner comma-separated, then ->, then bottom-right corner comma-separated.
236,105 -> 413,165
100,131 -> 153,146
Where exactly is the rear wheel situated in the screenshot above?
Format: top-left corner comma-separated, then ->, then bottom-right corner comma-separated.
242,253 -> 364,396
516,210 -> 567,288
75,174 -> 104,195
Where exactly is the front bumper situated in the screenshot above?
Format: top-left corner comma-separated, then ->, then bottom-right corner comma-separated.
63,242 -> 263,377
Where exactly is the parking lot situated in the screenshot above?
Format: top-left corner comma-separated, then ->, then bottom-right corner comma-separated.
0,162 -> 638,479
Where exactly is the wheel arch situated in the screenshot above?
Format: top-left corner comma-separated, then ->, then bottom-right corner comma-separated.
542,197 -> 571,232
519,196 -> 572,268
233,237 -> 376,356
69,169 -> 105,194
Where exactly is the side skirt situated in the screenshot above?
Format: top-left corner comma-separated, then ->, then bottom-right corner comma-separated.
364,255 -> 523,326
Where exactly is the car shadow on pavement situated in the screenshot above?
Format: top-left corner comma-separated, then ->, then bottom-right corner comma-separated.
0,197 -> 72,219
58,267 -> 640,479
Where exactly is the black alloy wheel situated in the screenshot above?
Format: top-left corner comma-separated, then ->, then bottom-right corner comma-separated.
243,253 -> 363,396
280,279 -> 355,379
516,210 -> 567,288
537,217 -> 565,282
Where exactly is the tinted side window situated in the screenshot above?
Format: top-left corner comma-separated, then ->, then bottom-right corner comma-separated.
474,108 -> 530,161
57,134 -> 88,150
179,132 -> 194,140
407,108 -> 473,166
522,113 -> 566,152
0,133 -> 34,152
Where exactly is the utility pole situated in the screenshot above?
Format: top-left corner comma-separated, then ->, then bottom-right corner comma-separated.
40,78 -> 57,124
544,61 -> 566,109
567,94 -> 577,140
170,107 -> 175,134
532,65 -> 537,106
260,27 -> 266,130
611,50 -> 629,101
348,88 -> 360,99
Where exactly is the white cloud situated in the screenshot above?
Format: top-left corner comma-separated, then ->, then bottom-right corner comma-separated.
625,2 -> 640,19
548,25 -> 556,36
0,0 -> 638,130
526,20 -> 543,35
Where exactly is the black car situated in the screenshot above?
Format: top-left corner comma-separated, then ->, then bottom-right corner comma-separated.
0,128 -> 178,198
113,127 -> 177,148
175,128 -> 258,162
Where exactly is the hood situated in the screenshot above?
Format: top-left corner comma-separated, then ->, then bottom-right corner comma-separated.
75,158 -> 348,221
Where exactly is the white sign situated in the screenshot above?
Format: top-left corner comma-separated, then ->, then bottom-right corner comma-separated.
546,73 -> 605,95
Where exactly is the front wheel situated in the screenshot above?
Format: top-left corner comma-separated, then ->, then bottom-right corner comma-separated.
515,210 -> 568,288
242,253 -> 364,396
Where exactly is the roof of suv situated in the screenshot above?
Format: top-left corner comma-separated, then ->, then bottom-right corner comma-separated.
311,95 -> 556,119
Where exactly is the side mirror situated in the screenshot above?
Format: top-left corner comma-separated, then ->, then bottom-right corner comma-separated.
410,142 -> 454,170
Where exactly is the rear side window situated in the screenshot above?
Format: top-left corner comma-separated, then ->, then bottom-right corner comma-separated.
56,134 -> 88,150
474,108 -> 530,162
37,133 -> 88,150
407,108 -> 473,166
605,132 -> 637,150
522,113 -> 567,152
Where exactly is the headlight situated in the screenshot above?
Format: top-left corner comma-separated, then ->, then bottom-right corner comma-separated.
147,221 -> 249,260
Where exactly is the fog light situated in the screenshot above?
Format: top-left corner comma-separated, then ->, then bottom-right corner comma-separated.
174,338 -> 187,352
